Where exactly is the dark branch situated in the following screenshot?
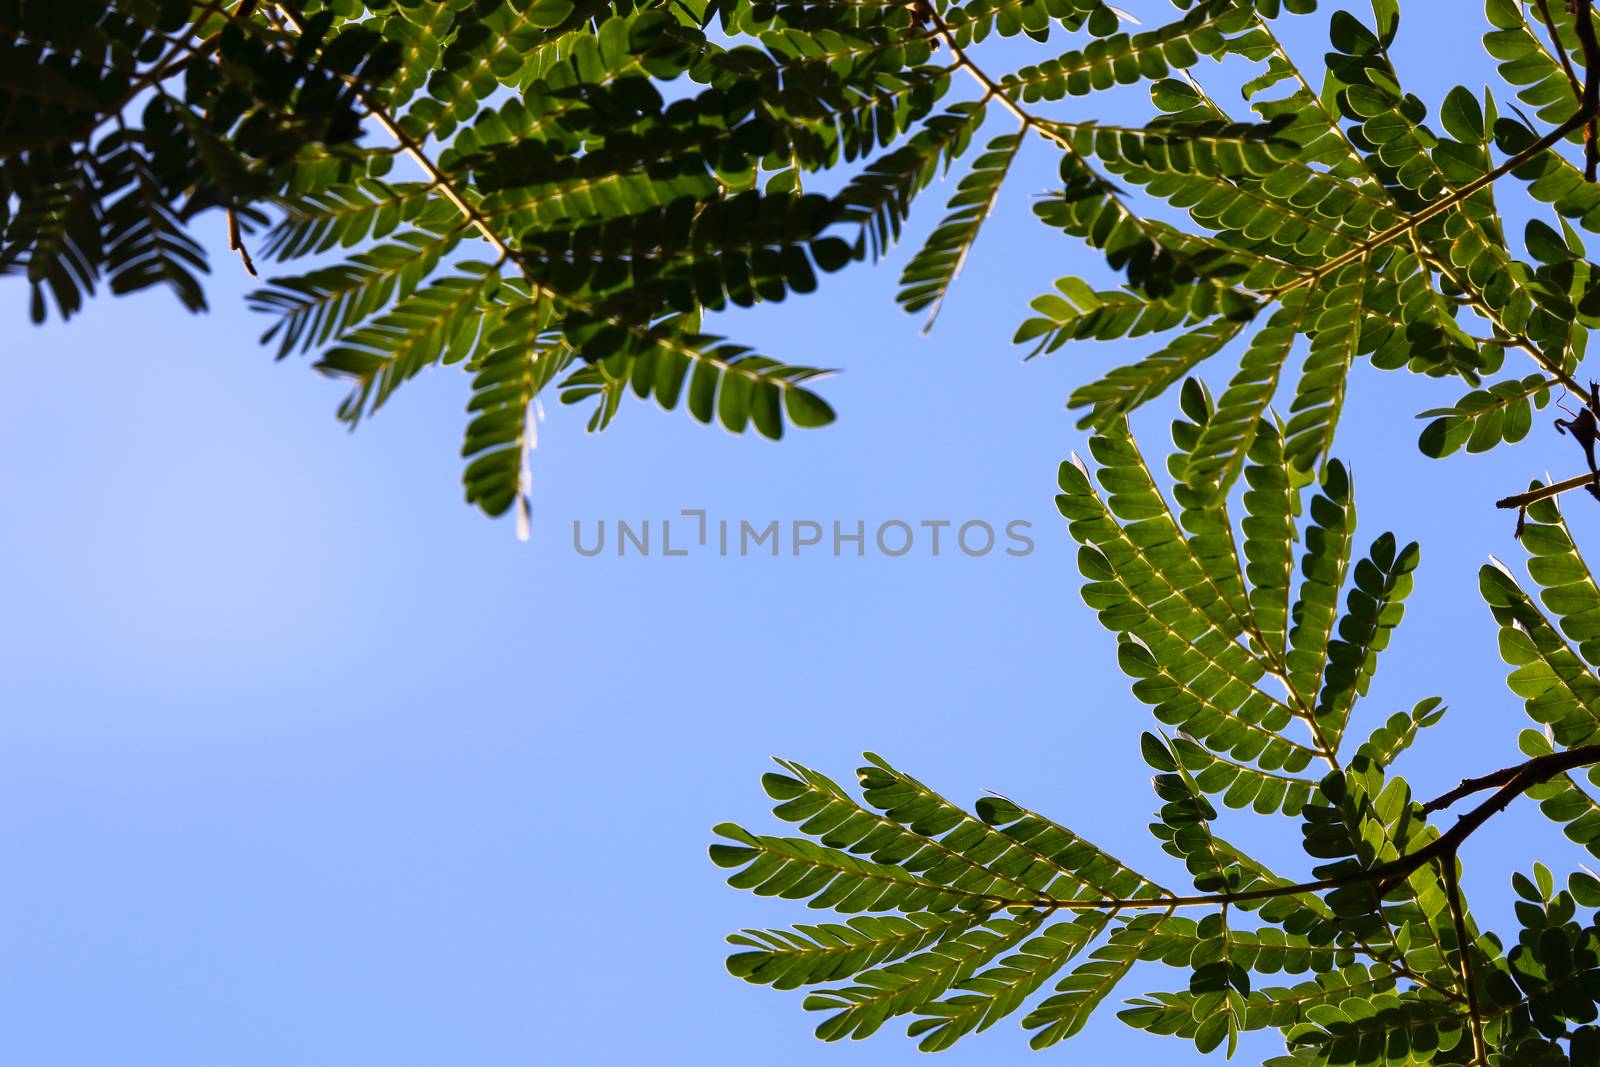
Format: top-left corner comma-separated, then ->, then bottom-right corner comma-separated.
226,207 -> 258,278
1422,742 -> 1600,813
1017,743 -> 1600,913
1536,0 -> 1584,104
1572,0 -> 1600,179
1495,470 -> 1600,510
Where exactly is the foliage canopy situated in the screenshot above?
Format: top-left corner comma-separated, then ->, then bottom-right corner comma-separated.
15,0 -> 1600,531
20,0 -> 1600,1059
716,390 -> 1600,1062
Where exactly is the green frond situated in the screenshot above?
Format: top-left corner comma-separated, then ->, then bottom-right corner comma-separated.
1144,731 -> 1275,903
316,264 -> 508,425
8,161 -> 102,323
937,0 -> 1109,48
712,749 -> 1184,1049
1481,559 -> 1600,749
1186,287 -> 1315,500
460,303 -> 573,520
1010,0 -> 1254,103
1232,13 -> 1391,188
1169,733 -> 1316,816
906,914 -> 1110,1051
519,191 -> 854,318
556,326 -> 835,438
402,2 -> 605,141
264,181 -> 453,261
896,132 -> 1023,326
1483,0 -> 1589,138
763,757 -> 1047,899
1122,963 -> 1398,1042
726,911 -> 991,990
1312,533 -> 1421,752
97,136 -> 208,313
1167,386 -> 1261,638
833,103 -> 986,262
1240,417 -> 1301,661
1281,992 -> 1465,1065
1517,492 -> 1600,667
1121,914 -> 1352,977
1416,374 -> 1554,457
370,1 -> 457,108
479,156 -> 722,237
803,912 -> 1048,1042
1285,461 -> 1356,712
711,822 -> 1037,913
1353,697 -> 1446,770
1041,115 -> 1301,180
1302,764 -> 1463,988
1284,262 -> 1364,472
1013,275 -> 1195,356
250,232 -> 464,357
1499,115 -> 1600,236
1023,912 -> 1173,1048
1058,424 -> 1331,768
1035,150 -> 1272,305
1066,318 -> 1249,430
859,753 -> 1157,903
975,795 -> 1168,900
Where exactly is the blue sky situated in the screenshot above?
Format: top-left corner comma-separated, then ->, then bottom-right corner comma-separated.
3,3 -> 1597,1064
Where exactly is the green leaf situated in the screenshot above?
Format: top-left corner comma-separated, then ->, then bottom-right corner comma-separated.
1187,288 -> 1316,501
1416,375 -> 1553,458
1285,461 -> 1356,714
1312,532 -> 1421,751
1353,698 -> 1446,769
897,133 -> 1023,327
1481,561 -> 1600,749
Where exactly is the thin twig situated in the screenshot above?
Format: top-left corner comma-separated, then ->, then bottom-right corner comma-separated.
1571,0 -> 1600,179
986,742 -> 1600,913
1536,0 -> 1584,103
1441,854 -> 1487,1064
226,207 -> 258,277
1495,470 -> 1600,510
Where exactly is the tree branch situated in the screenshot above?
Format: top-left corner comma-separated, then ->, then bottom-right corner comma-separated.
1006,742 -> 1600,913
1535,0 -> 1584,105
1572,0 -> 1600,179
1495,471 -> 1600,510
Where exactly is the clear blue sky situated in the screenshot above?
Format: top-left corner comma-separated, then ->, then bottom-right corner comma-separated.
2,4 -> 1593,1064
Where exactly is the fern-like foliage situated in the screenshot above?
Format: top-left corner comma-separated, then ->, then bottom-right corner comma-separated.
22,0 -> 1600,528
2,1 -> 398,320
716,390 -> 1600,1061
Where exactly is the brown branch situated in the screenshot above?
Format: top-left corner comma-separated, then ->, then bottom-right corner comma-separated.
1537,0 -> 1585,104
226,207 -> 258,277
1572,0 -> 1600,179
1495,470 -> 1600,510
1425,742 -> 1600,812
1004,742 -> 1600,913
